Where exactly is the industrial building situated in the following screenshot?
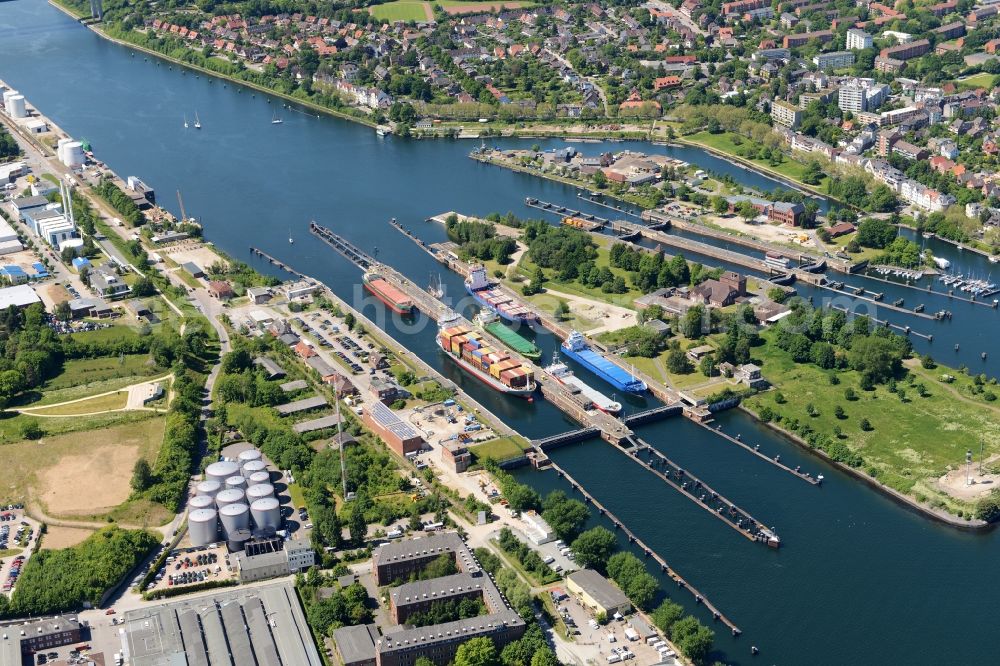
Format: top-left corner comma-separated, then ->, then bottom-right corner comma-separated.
356,534 -> 525,666
521,510 -> 556,545
275,394 -> 329,415
566,569 -> 633,617
0,615 -> 85,666
121,581 -> 322,666
362,401 -> 424,457
0,284 -> 41,310
231,537 -> 316,582
372,532 -> 479,586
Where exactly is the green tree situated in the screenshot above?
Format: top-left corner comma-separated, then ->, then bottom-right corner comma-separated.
651,600 -> 684,633
711,196 -> 729,215
554,299 -> 570,321
570,526 -> 617,571
131,459 -> 153,492
455,636 -> 500,666
541,491 -> 590,542
348,508 -> 367,546
670,616 -> 715,663
344,312 -> 356,330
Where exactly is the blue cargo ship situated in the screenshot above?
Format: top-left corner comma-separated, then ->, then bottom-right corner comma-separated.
560,331 -> 647,393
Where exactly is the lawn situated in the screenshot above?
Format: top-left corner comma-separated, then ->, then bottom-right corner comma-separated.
0,417 -> 166,522
514,244 -> 642,306
287,483 -> 306,510
685,131 -> 829,190
0,410 -> 157,446
369,0 -> 430,21
68,325 -> 143,344
956,72 -> 997,91
22,391 -> 129,416
41,354 -> 159,392
470,435 -> 530,462
743,333 -> 1000,511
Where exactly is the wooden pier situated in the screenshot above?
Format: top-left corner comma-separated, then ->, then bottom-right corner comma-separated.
546,459 -> 743,637
249,246 -> 307,278
863,270 -> 999,309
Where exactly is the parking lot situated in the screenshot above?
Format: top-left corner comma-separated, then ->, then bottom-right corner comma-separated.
143,543 -> 234,594
550,591 -> 678,665
0,506 -> 40,597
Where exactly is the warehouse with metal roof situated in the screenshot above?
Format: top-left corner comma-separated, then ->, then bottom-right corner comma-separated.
121,580 -> 321,666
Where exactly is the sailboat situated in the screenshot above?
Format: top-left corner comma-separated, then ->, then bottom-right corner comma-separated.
271,112 -> 283,125
193,111 -> 202,130
288,227 -> 294,244
183,114 -> 189,129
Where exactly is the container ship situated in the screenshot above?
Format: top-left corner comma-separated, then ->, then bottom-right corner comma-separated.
363,271 -> 414,315
438,317 -> 536,398
474,311 -> 541,361
465,265 -> 537,324
560,331 -> 647,393
545,354 -> 621,414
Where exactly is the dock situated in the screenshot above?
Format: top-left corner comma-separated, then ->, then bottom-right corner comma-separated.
816,281 -> 948,321
694,421 -> 822,485
621,435 -> 782,548
311,222 -> 637,446
524,197 -> 607,226
546,458 -> 743,637
576,191 -> 643,219
826,304 -> 933,341
249,246 -> 307,278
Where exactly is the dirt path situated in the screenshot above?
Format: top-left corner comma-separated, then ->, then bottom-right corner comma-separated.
422,1 -> 434,20
16,374 -> 173,417
540,287 -> 637,334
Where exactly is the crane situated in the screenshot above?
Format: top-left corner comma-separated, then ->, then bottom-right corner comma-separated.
176,189 -> 188,224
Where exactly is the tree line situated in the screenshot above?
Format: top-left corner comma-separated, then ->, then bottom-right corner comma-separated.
96,177 -> 144,227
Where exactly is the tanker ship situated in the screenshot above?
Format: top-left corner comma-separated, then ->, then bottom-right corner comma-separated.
363,271 -> 414,315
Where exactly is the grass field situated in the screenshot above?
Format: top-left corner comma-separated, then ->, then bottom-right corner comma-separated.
957,72 -> 997,91
470,435 -> 530,462
0,417 -> 166,523
370,0 -> 430,21
23,391 -> 129,416
743,333 -> 1000,511
287,483 -> 306,510
685,131 -> 829,190
0,410 -> 157,446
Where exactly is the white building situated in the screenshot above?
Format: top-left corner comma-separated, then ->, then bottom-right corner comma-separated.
771,100 -> 802,129
882,30 -> 913,44
813,51 -> 855,70
0,284 -> 41,310
846,29 -> 873,50
838,78 -> 890,113
521,510 -> 555,545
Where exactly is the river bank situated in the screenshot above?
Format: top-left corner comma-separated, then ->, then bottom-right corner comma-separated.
737,405 -> 990,530
673,135 -> 853,211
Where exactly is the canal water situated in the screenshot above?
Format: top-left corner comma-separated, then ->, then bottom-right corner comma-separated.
3,2 -> 1000,663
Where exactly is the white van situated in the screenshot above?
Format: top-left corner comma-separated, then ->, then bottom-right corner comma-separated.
387,528 -> 403,539
606,655 -> 621,664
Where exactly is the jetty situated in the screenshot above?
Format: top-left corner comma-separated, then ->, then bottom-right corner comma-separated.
694,421 -> 822,485
816,281 -> 948,321
620,434 -> 782,548
524,197 -> 608,226
249,246 -> 307,278
546,458 -> 743,637
826,304 -> 933,341
576,191 -> 643,219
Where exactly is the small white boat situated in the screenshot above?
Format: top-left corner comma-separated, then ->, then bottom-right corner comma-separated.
194,111 -> 202,129
288,227 -> 294,244
271,112 -> 283,125
183,114 -> 189,129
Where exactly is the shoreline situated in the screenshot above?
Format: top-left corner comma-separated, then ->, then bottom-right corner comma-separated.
672,136 -> 856,210
48,1 -> 378,129
736,405 -> 991,530
898,222 -> 997,262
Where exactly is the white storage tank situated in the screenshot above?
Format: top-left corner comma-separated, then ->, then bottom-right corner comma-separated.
238,448 -> 262,470
189,495 -> 215,511
219,502 -> 250,537
225,475 -> 247,491
250,497 -> 281,531
188,508 -> 218,547
245,483 -> 274,503
6,95 -> 26,119
1,91 -> 16,108
206,461 -> 240,484
242,459 -> 267,478
60,141 -> 85,168
196,479 -> 222,498
247,471 -> 271,487
215,488 -> 245,508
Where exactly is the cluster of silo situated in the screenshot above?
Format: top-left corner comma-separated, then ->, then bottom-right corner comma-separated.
188,448 -> 282,548
56,138 -> 85,168
3,90 -> 26,119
